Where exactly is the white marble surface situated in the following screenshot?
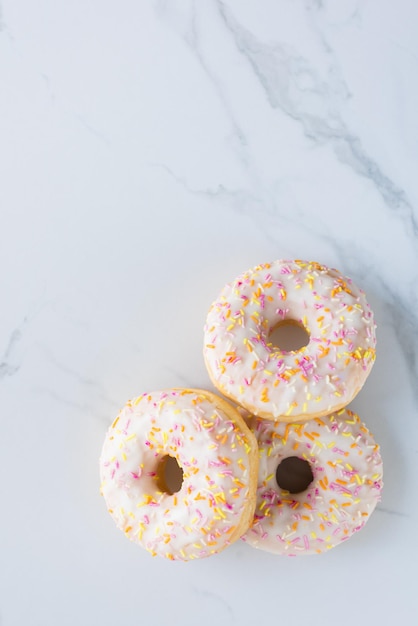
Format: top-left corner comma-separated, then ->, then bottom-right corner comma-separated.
1,1 -> 418,624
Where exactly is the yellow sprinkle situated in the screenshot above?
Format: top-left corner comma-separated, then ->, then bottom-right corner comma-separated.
285,401 -> 298,416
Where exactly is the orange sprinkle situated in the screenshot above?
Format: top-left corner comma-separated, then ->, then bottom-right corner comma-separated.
282,424 -> 291,445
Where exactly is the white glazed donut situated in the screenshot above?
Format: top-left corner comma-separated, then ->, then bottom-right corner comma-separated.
204,260 -> 376,421
99,388 -> 258,561
242,408 -> 383,555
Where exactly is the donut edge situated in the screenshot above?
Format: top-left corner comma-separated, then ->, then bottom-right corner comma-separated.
204,354 -> 372,423
183,388 -> 259,548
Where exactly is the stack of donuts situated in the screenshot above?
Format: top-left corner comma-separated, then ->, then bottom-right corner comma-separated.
100,260 -> 383,560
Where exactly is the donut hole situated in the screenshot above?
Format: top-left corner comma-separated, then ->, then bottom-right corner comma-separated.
269,319 -> 310,352
276,456 -> 314,494
156,455 -> 184,495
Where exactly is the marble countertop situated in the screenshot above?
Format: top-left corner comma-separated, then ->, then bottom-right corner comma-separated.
1,1 -> 418,624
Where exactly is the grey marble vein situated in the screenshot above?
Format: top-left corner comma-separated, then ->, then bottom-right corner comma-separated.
0,2 -> 14,43
215,1 -> 418,236
155,0 -> 251,168
0,327 -> 23,381
376,505 -> 409,519
33,387 -> 112,426
39,347 -> 120,409
191,586 -> 235,621
148,160 -> 261,213
185,1 -> 247,149
74,113 -> 112,148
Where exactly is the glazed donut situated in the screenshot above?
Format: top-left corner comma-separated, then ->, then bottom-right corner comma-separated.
242,408 -> 383,555
99,388 -> 258,561
204,260 -> 376,421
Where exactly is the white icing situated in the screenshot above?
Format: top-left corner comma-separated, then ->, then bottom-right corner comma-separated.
242,408 -> 383,555
204,260 -> 376,420
100,389 -> 255,560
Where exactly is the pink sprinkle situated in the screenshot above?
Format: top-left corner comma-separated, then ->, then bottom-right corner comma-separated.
208,460 -> 223,467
